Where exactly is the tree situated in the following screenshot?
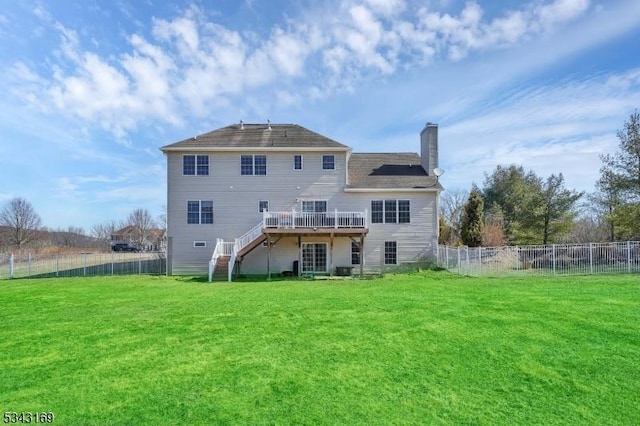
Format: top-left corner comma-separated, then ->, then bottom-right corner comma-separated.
460,187 -> 483,247
592,169 -> 622,241
540,173 -> 583,244
597,111 -> 640,240
482,205 -> 506,246
439,188 -> 468,245
126,208 -> 156,249
482,165 -> 543,244
0,198 -> 43,251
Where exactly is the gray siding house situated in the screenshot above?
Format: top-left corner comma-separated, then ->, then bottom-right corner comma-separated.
160,122 -> 442,279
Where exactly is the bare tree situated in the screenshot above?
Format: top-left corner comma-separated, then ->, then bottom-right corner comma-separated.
126,208 -> 156,249
0,198 -> 43,251
91,220 -> 123,250
439,188 -> 468,245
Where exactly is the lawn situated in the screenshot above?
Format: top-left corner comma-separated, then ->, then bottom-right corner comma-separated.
1,272 -> 638,425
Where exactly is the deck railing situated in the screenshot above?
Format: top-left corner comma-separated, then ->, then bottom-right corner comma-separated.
209,239 -> 235,281
209,210 -> 368,282
263,210 -> 367,229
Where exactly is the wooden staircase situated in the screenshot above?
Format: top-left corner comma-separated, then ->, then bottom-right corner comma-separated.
212,256 -> 230,281
237,234 -> 266,258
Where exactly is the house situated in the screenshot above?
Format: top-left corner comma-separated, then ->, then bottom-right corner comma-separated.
160,122 -> 443,280
110,226 -> 166,251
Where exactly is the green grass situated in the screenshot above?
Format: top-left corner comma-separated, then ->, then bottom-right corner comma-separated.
1,272 -> 638,425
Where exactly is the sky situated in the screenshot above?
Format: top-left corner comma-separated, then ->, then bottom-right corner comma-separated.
1,0 -> 640,232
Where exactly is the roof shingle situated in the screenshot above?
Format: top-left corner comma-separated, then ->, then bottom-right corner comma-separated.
347,153 -> 440,189
161,123 -> 349,150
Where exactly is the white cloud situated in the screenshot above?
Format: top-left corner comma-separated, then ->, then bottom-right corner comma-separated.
1,0 -> 609,138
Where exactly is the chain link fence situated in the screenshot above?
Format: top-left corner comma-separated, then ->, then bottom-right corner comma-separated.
0,251 -> 166,279
437,242 -> 640,276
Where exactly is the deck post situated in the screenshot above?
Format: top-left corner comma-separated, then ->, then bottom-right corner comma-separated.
292,209 -> 296,229
329,235 -> 334,276
298,236 -> 302,277
334,209 -> 338,229
360,234 -> 364,277
267,237 -> 272,280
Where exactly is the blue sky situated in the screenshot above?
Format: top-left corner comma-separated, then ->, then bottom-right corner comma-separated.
1,0 -> 640,231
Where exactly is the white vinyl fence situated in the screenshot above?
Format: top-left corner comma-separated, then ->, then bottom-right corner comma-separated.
437,242 -> 640,276
0,251 -> 166,279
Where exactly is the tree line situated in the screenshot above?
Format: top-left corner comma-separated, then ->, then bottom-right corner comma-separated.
441,111 -> 640,247
0,199 -> 166,254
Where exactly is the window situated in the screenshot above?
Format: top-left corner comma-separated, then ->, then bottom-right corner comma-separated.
294,155 -> 303,170
351,242 -> 360,265
398,200 -> 410,223
371,200 -> 383,224
384,200 -> 397,224
322,155 -> 335,170
384,241 -> 397,265
302,200 -> 327,213
371,200 -> 410,224
193,241 -> 207,248
259,200 -> 269,212
255,155 -> 267,175
241,155 -> 267,175
187,201 -> 213,224
241,155 -> 253,175
183,155 -> 209,175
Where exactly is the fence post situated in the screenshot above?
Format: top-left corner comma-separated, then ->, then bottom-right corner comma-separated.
83,252 -> 87,276
111,252 -> 114,275
465,246 -> 470,275
627,241 -> 631,273
552,244 -> 556,275
479,247 -> 483,275
56,254 -> 59,277
9,254 -> 14,279
28,253 -> 32,277
457,246 -> 461,274
445,246 -> 449,269
138,251 -> 142,275
589,243 -> 594,275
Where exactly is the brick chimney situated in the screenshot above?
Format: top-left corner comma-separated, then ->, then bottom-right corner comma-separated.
420,122 -> 438,175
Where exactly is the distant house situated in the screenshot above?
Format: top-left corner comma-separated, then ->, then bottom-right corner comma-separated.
160,122 -> 443,279
110,226 -> 165,251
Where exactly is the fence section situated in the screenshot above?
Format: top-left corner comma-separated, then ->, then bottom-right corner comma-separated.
0,251 -> 166,279
437,242 -> 640,276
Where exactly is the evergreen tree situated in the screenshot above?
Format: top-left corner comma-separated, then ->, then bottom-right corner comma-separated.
597,111 -> 640,240
460,187 -> 484,247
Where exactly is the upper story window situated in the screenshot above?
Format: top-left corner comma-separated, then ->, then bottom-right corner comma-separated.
187,201 -> 213,224
259,200 -> 269,212
371,200 -> 410,224
241,155 -> 267,175
302,200 -> 327,213
294,155 -> 303,170
322,155 -> 335,170
183,155 -> 209,176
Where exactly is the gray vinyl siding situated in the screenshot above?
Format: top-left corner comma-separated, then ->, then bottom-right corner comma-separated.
166,150 -> 348,274
166,149 -> 438,275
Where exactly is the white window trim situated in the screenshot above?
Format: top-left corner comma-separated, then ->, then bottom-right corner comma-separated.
186,200 -> 214,225
183,154 -> 209,176
322,155 -> 335,170
241,154 -> 268,176
371,199 -> 411,224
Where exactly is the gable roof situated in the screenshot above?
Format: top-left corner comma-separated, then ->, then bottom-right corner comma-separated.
161,123 -> 349,151
347,153 -> 441,189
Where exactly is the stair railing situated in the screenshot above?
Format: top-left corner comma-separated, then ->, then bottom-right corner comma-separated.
208,238 -> 224,282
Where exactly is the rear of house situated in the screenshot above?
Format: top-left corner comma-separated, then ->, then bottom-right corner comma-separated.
160,122 -> 442,278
